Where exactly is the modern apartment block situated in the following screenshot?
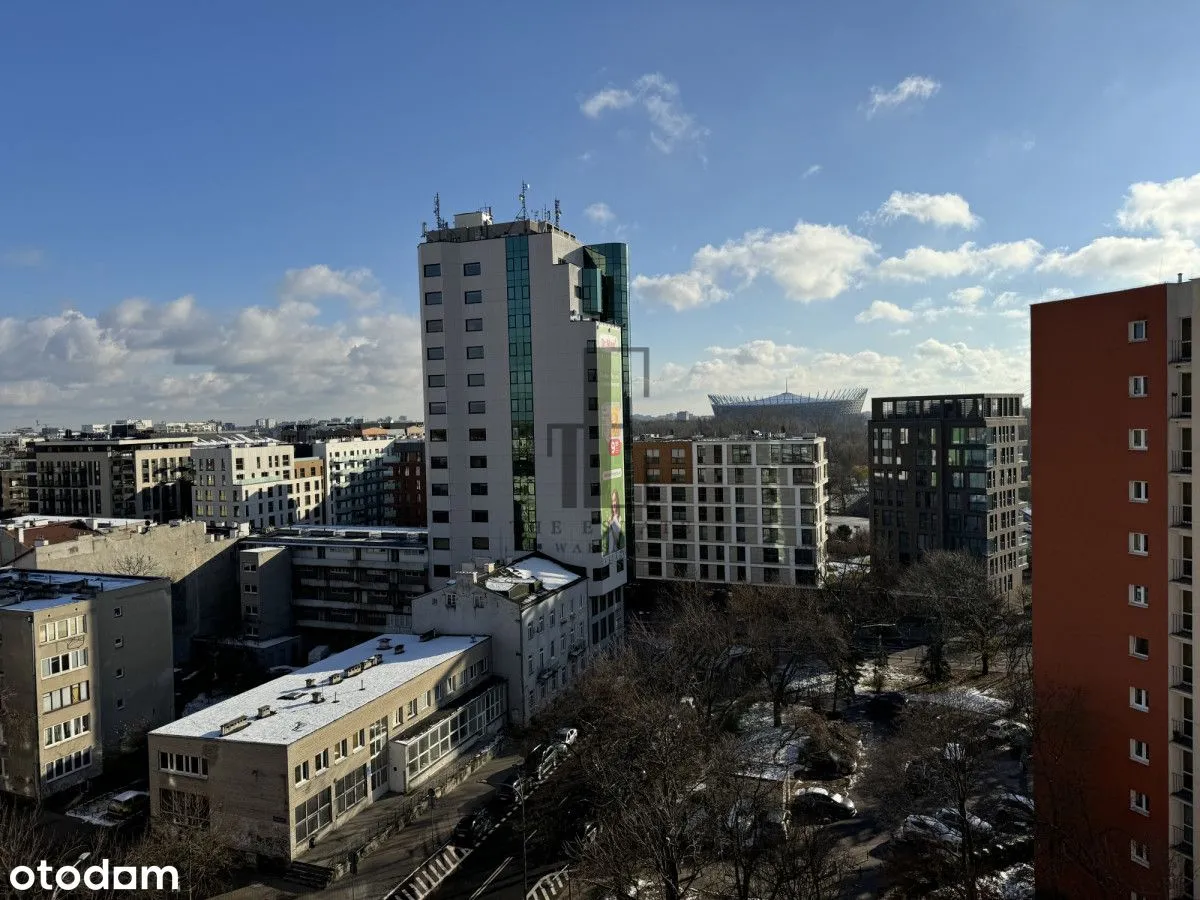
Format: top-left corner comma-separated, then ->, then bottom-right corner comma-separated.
413,553 -> 593,724
0,434 -> 32,518
867,394 -> 1026,596
418,209 -> 629,620
290,457 -> 326,525
0,569 -> 174,799
191,435 -> 295,532
1032,280 -> 1199,899
27,436 -> 195,523
148,632 -> 502,861
630,435 -> 830,587
312,436 -> 396,527
237,525 -> 429,649
386,439 -> 426,527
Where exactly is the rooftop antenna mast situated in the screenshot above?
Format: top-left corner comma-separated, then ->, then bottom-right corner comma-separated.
518,182 -> 530,221
554,198 -> 561,228
433,193 -> 447,231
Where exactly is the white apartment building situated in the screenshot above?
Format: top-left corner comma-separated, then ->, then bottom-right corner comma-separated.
412,554 -> 593,724
191,435 -> 294,532
631,435 -> 830,587
312,436 -> 395,526
419,210 -> 630,627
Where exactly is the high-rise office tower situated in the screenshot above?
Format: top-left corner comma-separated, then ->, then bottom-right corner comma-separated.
418,208 -> 630,641
1033,279 -> 1199,899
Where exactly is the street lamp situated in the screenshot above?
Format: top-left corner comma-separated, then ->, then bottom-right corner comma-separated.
50,852 -> 89,900
521,779 -> 529,895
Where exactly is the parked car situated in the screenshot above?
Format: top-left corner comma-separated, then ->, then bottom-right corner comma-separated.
452,808 -> 495,847
524,743 -> 561,779
555,726 -> 579,747
934,807 -> 995,838
753,809 -> 790,848
977,791 -> 1034,832
796,746 -> 858,780
792,787 -> 857,823
986,719 -> 1032,746
107,790 -> 150,822
897,814 -> 962,849
497,772 -> 529,805
866,691 -> 908,722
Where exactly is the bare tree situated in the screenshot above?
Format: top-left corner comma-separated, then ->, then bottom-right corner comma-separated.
898,550 -> 995,681
121,793 -> 241,899
759,823 -> 854,900
110,552 -> 163,578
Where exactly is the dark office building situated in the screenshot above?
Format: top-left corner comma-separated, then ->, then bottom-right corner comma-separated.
868,393 -> 1026,597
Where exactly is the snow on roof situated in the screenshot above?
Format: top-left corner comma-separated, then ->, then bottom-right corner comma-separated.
151,633 -> 486,746
480,554 -> 582,597
2,514 -> 149,531
0,570 -> 152,612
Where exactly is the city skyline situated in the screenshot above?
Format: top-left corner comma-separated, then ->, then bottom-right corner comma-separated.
3,2 -> 1200,426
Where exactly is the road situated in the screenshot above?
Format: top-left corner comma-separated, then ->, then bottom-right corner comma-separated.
429,815 -> 568,900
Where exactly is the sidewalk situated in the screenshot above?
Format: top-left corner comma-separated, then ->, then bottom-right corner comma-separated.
215,749 -> 523,900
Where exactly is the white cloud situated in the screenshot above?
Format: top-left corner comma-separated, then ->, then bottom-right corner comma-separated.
279,265 -> 381,309
874,191 -> 980,229
1117,173 -> 1200,237
580,73 -> 708,154
865,76 -> 941,118
1037,234 -> 1200,283
998,309 -> 1028,320
1,247 -> 44,268
991,287 -> 1071,308
890,328 -> 911,336
877,239 -> 1043,282
949,285 -> 986,306
856,300 -> 914,324
635,221 -> 877,310
803,164 -> 822,179
584,202 -> 616,226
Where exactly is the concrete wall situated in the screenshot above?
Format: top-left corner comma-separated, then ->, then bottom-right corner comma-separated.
11,522 -> 238,663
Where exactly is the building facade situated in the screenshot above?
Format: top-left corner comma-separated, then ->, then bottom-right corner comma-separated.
148,633 -> 502,861
0,570 -> 174,799
237,525 -> 429,649
290,457 -> 326,526
1032,281 -> 1198,899
386,440 -> 426,527
191,436 -> 294,532
27,437 -> 195,523
418,210 -> 629,623
868,394 -> 1026,596
412,554 -> 593,724
630,436 -> 830,587
312,436 -> 396,527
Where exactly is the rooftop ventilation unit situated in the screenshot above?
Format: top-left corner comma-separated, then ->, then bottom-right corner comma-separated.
219,716 -> 250,737
311,692 -> 325,704
377,637 -> 392,650
257,705 -> 274,719
393,644 -> 406,655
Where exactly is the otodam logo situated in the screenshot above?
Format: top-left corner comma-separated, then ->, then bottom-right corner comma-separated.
8,860 -> 179,892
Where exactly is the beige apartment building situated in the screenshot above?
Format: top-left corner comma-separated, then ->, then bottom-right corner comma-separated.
27,436 -> 195,523
191,436 -> 295,533
148,632 -> 502,860
290,457 -> 326,525
0,569 -> 174,799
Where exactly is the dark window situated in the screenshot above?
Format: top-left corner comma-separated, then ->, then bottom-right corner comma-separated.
425,319 -> 443,333
432,537 -> 450,549
472,536 -> 490,550
428,402 -> 446,415
431,484 -> 449,496
466,318 -> 483,332
468,401 -> 486,414
433,564 -> 451,577
426,346 -> 444,360
423,264 -> 441,278
466,346 -> 484,359
463,262 -> 481,276
427,374 -> 445,388
646,487 -> 661,502
430,457 -> 448,469
470,456 -> 487,469
588,397 -> 598,410
432,510 -> 449,523
467,373 -> 485,387
648,561 -> 663,577
469,428 -> 487,442
471,510 -> 489,523
465,290 -> 483,304
429,429 -> 447,442
470,483 -> 488,495
424,291 -> 442,305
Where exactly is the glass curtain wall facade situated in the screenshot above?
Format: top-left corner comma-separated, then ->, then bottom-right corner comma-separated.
506,235 -> 536,552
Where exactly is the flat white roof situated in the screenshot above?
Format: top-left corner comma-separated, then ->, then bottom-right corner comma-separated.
480,554 -> 582,596
151,633 -> 485,746
1,514 -> 148,530
0,570 -> 152,612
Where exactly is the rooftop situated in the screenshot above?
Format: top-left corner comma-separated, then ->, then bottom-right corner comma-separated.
422,214 -> 580,246
151,633 -> 486,746
192,434 -> 282,448
710,389 -> 868,409
2,514 -> 149,531
245,524 -> 428,548
448,553 -> 584,602
0,569 -> 157,612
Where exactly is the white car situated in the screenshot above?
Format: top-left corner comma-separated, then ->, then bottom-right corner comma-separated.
935,807 -> 994,837
556,727 -> 579,747
987,719 -> 1032,744
898,814 -> 962,849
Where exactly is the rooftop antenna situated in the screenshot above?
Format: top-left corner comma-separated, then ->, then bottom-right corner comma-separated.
433,193 -> 446,231
554,198 -> 561,228
518,182 -> 530,221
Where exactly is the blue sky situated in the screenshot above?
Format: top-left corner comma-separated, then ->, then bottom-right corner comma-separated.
3,0 -> 1200,426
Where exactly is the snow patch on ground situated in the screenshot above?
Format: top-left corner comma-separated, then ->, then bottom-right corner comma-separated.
977,863 -> 1034,899
856,663 -> 920,692
736,702 -> 804,783
65,790 -> 148,828
917,686 -> 1008,716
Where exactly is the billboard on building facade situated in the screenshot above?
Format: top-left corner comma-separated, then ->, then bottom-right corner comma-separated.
597,324 -> 625,561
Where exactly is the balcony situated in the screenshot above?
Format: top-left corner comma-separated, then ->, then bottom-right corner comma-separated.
1174,771 -> 1195,805
1173,718 -> 1194,748
1174,614 -> 1195,640
1173,824 -> 1194,857
1173,506 -> 1194,529
1173,395 -> 1194,420
1171,338 -> 1193,365
1172,450 -> 1194,475
1173,559 -> 1194,585
1173,665 -> 1194,695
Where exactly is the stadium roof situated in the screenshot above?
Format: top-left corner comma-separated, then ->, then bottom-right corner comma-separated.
709,388 -> 868,410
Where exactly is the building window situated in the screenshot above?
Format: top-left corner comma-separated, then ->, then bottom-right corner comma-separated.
470,482 -> 488,495
42,681 -> 90,713
1128,320 -> 1147,342
1130,840 -> 1149,867
424,263 -> 441,278
1129,533 -> 1149,555
428,374 -> 446,388
465,318 -> 483,332
429,429 -> 447,442
426,319 -> 444,333
159,752 -> 208,777
471,510 -> 489,522
1129,739 -> 1149,764
426,346 -> 445,361
1130,687 -> 1148,711
334,764 -> 368,814
294,761 -> 310,784
428,402 -> 447,416
432,537 -> 450,549
1129,428 -> 1148,450
466,346 -> 484,359
472,536 -> 490,550
432,510 -> 449,523
45,714 -> 90,748
113,607 -> 123,618
1130,636 -> 1150,658
470,456 -> 487,468
463,262 -> 481,277
467,373 -> 485,387
469,428 -> 487,441
294,789 -> 332,843
465,290 -> 483,304
430,456 -> 448,469
1130,790 -> 1149,815
468,401 -> 486,414
425,291 -> 443,305
334,738 -> 348,761
314,749 -> 329,772
1129,376 -> 1148,397
1129,584 -> 1148,607
40,649 -> 88,679
1129,481 -> 1149,502
44,747 -> 93,783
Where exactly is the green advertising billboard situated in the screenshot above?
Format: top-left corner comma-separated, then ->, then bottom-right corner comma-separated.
597,324 -> 625,560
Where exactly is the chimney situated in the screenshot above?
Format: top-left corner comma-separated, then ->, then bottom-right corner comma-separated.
257,705 -> 273,719
394,644 -> 405,655
1180,273 -> 1185,284
311,692 -> 324,704
377,637 -> 392,650
305,678 -> 316,688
